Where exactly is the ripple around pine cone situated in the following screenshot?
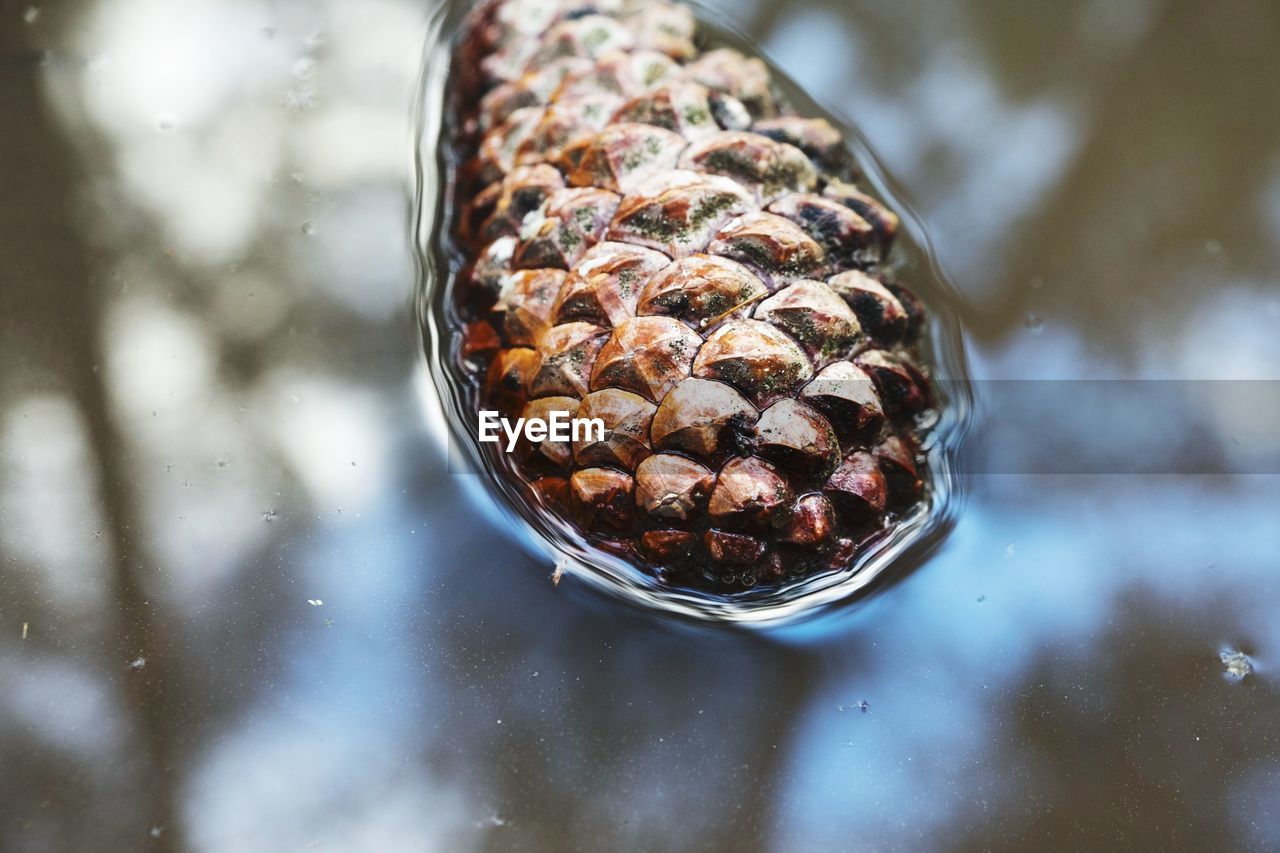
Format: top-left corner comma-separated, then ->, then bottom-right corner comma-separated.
431,0 -> 962,603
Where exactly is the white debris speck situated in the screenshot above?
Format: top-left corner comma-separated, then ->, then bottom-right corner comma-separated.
149,825 -> 164,838
21,622 -> 29,640
128,657 -> 146,670
307,599 -> 323,607
1221,649 -> 1253,681
262,509 -> 278,522
551,557 -> 569,586
23,6 -> 39,24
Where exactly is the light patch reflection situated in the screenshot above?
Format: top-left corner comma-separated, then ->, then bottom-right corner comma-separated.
0,394 -> 109,613
103,294 -> 217,421
295,187 -> 412,319
761,13 -> 1082,297
1165,286 -> 1280,470
78,0 -> 278,132
254,372 -> 391,513
1,657 -> 125,760
102,294 -> 282,603
184,714 -> 475,853
111,106 -> 285,263
764,9 -> 858,96
909,54 -> 1081,288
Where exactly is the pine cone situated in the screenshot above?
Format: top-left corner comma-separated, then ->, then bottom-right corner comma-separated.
450,0 -> 939,594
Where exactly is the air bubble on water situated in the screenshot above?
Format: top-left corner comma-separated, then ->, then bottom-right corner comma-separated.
1221,648 -> 1253,681
300,220 -> 317,236
23,6 -> 39,24
1023,313 -> 1044,334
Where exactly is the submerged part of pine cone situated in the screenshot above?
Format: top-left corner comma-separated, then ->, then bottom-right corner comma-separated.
450,0 -> 940,594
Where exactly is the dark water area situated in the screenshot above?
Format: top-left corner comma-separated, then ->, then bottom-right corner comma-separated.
2,1 -> 1279,851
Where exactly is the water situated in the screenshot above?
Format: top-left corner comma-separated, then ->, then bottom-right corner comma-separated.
2,1 -> 1279,851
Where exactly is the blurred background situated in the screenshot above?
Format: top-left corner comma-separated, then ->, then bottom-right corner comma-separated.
2,0 -> 1278,850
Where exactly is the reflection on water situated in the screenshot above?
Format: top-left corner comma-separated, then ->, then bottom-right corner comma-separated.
1,0 -> 1278,850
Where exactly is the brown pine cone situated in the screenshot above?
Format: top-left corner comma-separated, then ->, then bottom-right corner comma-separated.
448,0 -> 940,594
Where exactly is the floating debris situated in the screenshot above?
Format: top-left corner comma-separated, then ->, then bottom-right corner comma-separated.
551,557 -> 568,587
21,622 -> 29,640
307,599 -> 324,607
262,509 -> 278,522
1220,648 -> 1253,681
127,657 -> 146,670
